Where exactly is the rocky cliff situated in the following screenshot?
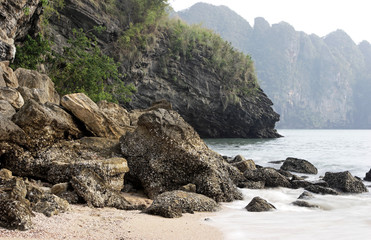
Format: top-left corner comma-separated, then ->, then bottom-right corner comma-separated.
48,0 -> 281,138
178,3 -> 371,128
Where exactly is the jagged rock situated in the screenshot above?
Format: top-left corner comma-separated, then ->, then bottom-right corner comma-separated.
231,159 -> 257,172
292,200 -> 319,208
323,171 -> 368,193
244,167 -> 291,188
0,199 -> 33,230
304,185 -> 339,195
245,196 -> 276,212
0,114 -> 26,145
33,194 -> 70,217
298,191 -> 314,200
3,137 -> 129,193
277,169 -> 294,178
364,169 -> 371,181
0,61 -> 18,88
25,180 -> 70,217
71,169 -> 142,210
120,108 -> 243,202
0,99 -> 16,119
0,177 -> 34,231
0,0 -> 42,61
0,87 -> 24,109
12,99 -> 82,148
144,190 -> 219,218
280,157 -> 318,174
15,68 -> 60,105
61,93 -> 129,139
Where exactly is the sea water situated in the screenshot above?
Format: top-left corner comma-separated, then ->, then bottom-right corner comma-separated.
204,130 -> 371,240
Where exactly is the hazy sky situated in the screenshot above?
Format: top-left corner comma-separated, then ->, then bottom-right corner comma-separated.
169,0 -> 370,44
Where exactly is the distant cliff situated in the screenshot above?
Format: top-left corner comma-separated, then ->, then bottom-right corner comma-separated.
178,3 -> 371,128
1,0 -> 280,138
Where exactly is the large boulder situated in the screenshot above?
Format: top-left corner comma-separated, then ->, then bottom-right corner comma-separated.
2,137 -> 129,192
244,167 -> 291,188
245,196 -> 276,212
323,171 -> 368,193
120,108 -> 243,202
364,169 -> 371,181
0,61 -> 18,88
15,68 -> 60,105
0,99 -> 16,119
61,93 -> 130,139
144,190 -> 219,218
71,169 -> 142,210
280,157 -> 318,174
0,87 -> 24,109
0,114 -> 26,145
12,99 -> 82,148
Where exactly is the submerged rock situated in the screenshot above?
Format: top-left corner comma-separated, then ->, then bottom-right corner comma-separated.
323,171 -> 368,193
245,196 -> 276,212
120,108 -> 243,202
144,190 -> 219,218
298,191 -> 314,200
304,185 -> 339,195
280,157 -> 318,174
292,200 -> 319,208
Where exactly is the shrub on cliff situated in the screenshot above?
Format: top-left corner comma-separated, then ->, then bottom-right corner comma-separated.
49,28 -> 135,103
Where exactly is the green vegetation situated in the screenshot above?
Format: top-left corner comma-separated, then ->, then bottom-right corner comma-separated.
11,33 -> 51,70
49,28 -> 135,103
12,29 -> 135,103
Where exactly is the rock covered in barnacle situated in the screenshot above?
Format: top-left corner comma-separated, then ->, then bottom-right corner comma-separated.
120,108 -> 243,202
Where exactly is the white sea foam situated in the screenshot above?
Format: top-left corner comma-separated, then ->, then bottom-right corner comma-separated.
204,130 -> 371,240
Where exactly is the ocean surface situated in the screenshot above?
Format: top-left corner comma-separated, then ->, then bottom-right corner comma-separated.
204,129 -> 371,240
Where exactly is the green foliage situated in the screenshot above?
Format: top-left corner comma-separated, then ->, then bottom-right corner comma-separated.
49,28 -> 135,103
41,0 -> 65,27
11,33 -> 51,70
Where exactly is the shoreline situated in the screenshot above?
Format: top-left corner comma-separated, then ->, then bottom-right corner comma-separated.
0,204 -> 223,240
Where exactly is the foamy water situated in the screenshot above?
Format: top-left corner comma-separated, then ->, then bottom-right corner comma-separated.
204,130 -> 371,240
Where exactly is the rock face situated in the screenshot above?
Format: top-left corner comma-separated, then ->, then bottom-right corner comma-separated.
125,51 -> 280,138
280,157 -> 318,174
245,196 -> 276,212
323,171 -> 368,193
364,169 -> 371,181
0,0 -> 42,61
144,190 -> 219,218
178,3 -> 371,129
120,108 -> 243,202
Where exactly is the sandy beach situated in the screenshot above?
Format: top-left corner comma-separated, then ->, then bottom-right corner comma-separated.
0,204 -> 223,240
